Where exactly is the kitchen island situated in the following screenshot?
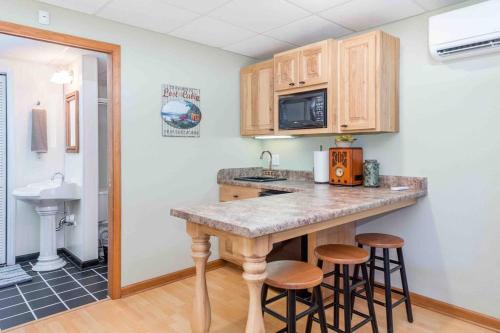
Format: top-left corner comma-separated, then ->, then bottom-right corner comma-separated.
171,168 -> 427,333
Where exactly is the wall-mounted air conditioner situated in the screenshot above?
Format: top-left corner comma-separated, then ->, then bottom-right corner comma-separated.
429,0 -> 500,61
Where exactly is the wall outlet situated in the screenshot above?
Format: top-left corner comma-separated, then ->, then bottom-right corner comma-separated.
38,10 -> 50,25
272,154 -> 280,166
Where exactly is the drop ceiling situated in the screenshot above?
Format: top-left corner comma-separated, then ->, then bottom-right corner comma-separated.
0,33 -> 106,66
37,0 -> 467,59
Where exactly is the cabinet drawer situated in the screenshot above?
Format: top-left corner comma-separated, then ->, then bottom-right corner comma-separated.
219,185 -> 262,202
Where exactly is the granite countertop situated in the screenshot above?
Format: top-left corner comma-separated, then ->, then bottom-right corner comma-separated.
170,168 -> 427,238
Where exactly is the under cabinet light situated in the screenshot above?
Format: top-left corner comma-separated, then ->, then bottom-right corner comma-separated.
254,135 -> 295,140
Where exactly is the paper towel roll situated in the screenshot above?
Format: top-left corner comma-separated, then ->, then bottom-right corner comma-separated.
314,151 -> 329,183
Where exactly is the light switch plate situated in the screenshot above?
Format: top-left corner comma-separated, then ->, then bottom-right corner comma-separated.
38,10 -> 50,25
272,154 -> 280,166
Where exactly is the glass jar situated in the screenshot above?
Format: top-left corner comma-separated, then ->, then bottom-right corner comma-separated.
364,160 -> 380,187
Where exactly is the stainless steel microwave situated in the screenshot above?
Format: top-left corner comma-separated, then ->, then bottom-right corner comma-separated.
278,89 -> 327,130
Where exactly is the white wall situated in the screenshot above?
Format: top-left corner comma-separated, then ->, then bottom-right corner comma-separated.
0,57 -> 65,257
0,0 -> 261,285
261,1 -> 500,318
63,55 -> 99,262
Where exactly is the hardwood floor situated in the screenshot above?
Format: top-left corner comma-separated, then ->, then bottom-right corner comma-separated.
7,266 -> 493,333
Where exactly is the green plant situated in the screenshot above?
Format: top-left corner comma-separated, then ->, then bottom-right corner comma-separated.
335,135 -> 357,143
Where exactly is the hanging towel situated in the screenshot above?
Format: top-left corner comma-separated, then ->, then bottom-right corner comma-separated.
31,108 -> 48,153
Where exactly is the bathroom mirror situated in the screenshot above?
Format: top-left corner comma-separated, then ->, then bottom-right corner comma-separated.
65,91 -> 79,153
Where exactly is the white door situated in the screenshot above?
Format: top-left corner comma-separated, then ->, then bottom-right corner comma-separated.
0,74 -> 6,265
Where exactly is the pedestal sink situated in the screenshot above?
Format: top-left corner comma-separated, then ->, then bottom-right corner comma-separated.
13,180 -> 81,272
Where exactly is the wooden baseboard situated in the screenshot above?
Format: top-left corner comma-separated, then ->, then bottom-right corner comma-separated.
121,259 -> 226,297
374,286 -> 500,332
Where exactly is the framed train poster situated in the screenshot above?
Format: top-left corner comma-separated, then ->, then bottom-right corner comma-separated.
161,84 -> 202,137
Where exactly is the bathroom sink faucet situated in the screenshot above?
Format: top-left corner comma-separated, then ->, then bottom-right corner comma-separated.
260,150 -> 273,171
51,172 -> 65,185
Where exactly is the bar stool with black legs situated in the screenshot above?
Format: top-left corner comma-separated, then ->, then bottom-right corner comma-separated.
311,244 -> 378,333
353,233 -> 413,333
261,260 -> 328,333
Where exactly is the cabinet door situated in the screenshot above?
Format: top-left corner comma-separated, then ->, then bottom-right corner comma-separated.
299,41 -> 328,87
274,51 -> 299,91
338,33 -> 377,131
240,60 -> 274,135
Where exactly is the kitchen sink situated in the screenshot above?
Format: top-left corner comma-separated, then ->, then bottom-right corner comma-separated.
234,176 -> 287,182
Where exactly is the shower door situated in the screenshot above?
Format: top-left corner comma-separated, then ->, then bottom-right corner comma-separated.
0,74 -> 6,265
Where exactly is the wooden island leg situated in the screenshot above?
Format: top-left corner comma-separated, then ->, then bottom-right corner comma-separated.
239,236 -> 271,333
242,256 -> 267,333
188,223 -> 212,333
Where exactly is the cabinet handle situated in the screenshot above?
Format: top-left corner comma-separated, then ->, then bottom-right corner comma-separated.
233,195 -> 239,198
299,81 -> 305,84
341,124 -> 348,128
289,82 -> 295,86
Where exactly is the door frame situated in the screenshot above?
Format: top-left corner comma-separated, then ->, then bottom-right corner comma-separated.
0,21 -> 122,299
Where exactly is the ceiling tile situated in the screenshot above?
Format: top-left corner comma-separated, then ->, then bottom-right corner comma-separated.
209,0 -> 310,33
412,0 -> 465,10
170,17 -> 256,48
37,0 -> 111,14
265,15 -> 352,45
223,35 -> 295,59
97,0 -> 199,34
320,0 -> 425,31
161,0 -> 231,14
285,0 -> 352,13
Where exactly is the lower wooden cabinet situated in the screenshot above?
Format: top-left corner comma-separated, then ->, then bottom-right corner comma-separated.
219,184 -> 262,202
219,185 -> 261,265
240,60 -> 274,136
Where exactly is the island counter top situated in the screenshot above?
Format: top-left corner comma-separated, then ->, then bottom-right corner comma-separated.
170,168 -> 427,238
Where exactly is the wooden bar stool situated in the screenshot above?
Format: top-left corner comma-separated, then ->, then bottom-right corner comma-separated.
261,260 -> 328,333
313,244 -> 378,333
354,233 -> 413,333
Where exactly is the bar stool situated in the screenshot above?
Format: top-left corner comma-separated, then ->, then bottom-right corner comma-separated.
261,260 -> 328,333
313,244 -> 378,333
354,233 -> 413,333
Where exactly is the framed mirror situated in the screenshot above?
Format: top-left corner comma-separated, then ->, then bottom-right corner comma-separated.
65,91 -> 79,153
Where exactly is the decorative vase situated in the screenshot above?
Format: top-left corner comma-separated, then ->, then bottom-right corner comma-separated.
335,141 -> 352,148
363,160 -> 380,187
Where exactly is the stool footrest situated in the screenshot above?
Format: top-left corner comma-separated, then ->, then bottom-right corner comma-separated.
373,282 -> 406,296
371,264 -> 402,273
311,313 -> 372,333
353,288 -> 408,308
372,255 -> 400,265
263,302 -> 319,323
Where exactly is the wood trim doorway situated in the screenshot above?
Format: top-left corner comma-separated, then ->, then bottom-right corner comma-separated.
0,21 -> 122,299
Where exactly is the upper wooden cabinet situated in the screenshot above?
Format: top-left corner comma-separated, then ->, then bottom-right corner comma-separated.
274,52 -> 299,91
240,60 -> 274,136
338,31 -> 399,133
274,40 -> 329,91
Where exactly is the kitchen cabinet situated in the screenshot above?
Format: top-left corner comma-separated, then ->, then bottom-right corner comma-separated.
338,31 -> 399,133
219,185 -> 261,265
219,184 -> 261,202
274,40 -> 330,91
240,60 -> 274,136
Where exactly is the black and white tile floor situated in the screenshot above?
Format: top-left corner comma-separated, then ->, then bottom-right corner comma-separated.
0,256 -> 108,330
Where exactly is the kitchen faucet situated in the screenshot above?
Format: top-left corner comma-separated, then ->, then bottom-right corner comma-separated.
51,172 -> 65,185
260,150 -> 273,171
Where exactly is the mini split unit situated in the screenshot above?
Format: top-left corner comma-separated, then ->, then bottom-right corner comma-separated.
429,0 -> 500,61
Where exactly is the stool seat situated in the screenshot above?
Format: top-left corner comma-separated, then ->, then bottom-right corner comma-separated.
266,260 -> 323,290
355,233 -> 404,249
314,244 -> 369,264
